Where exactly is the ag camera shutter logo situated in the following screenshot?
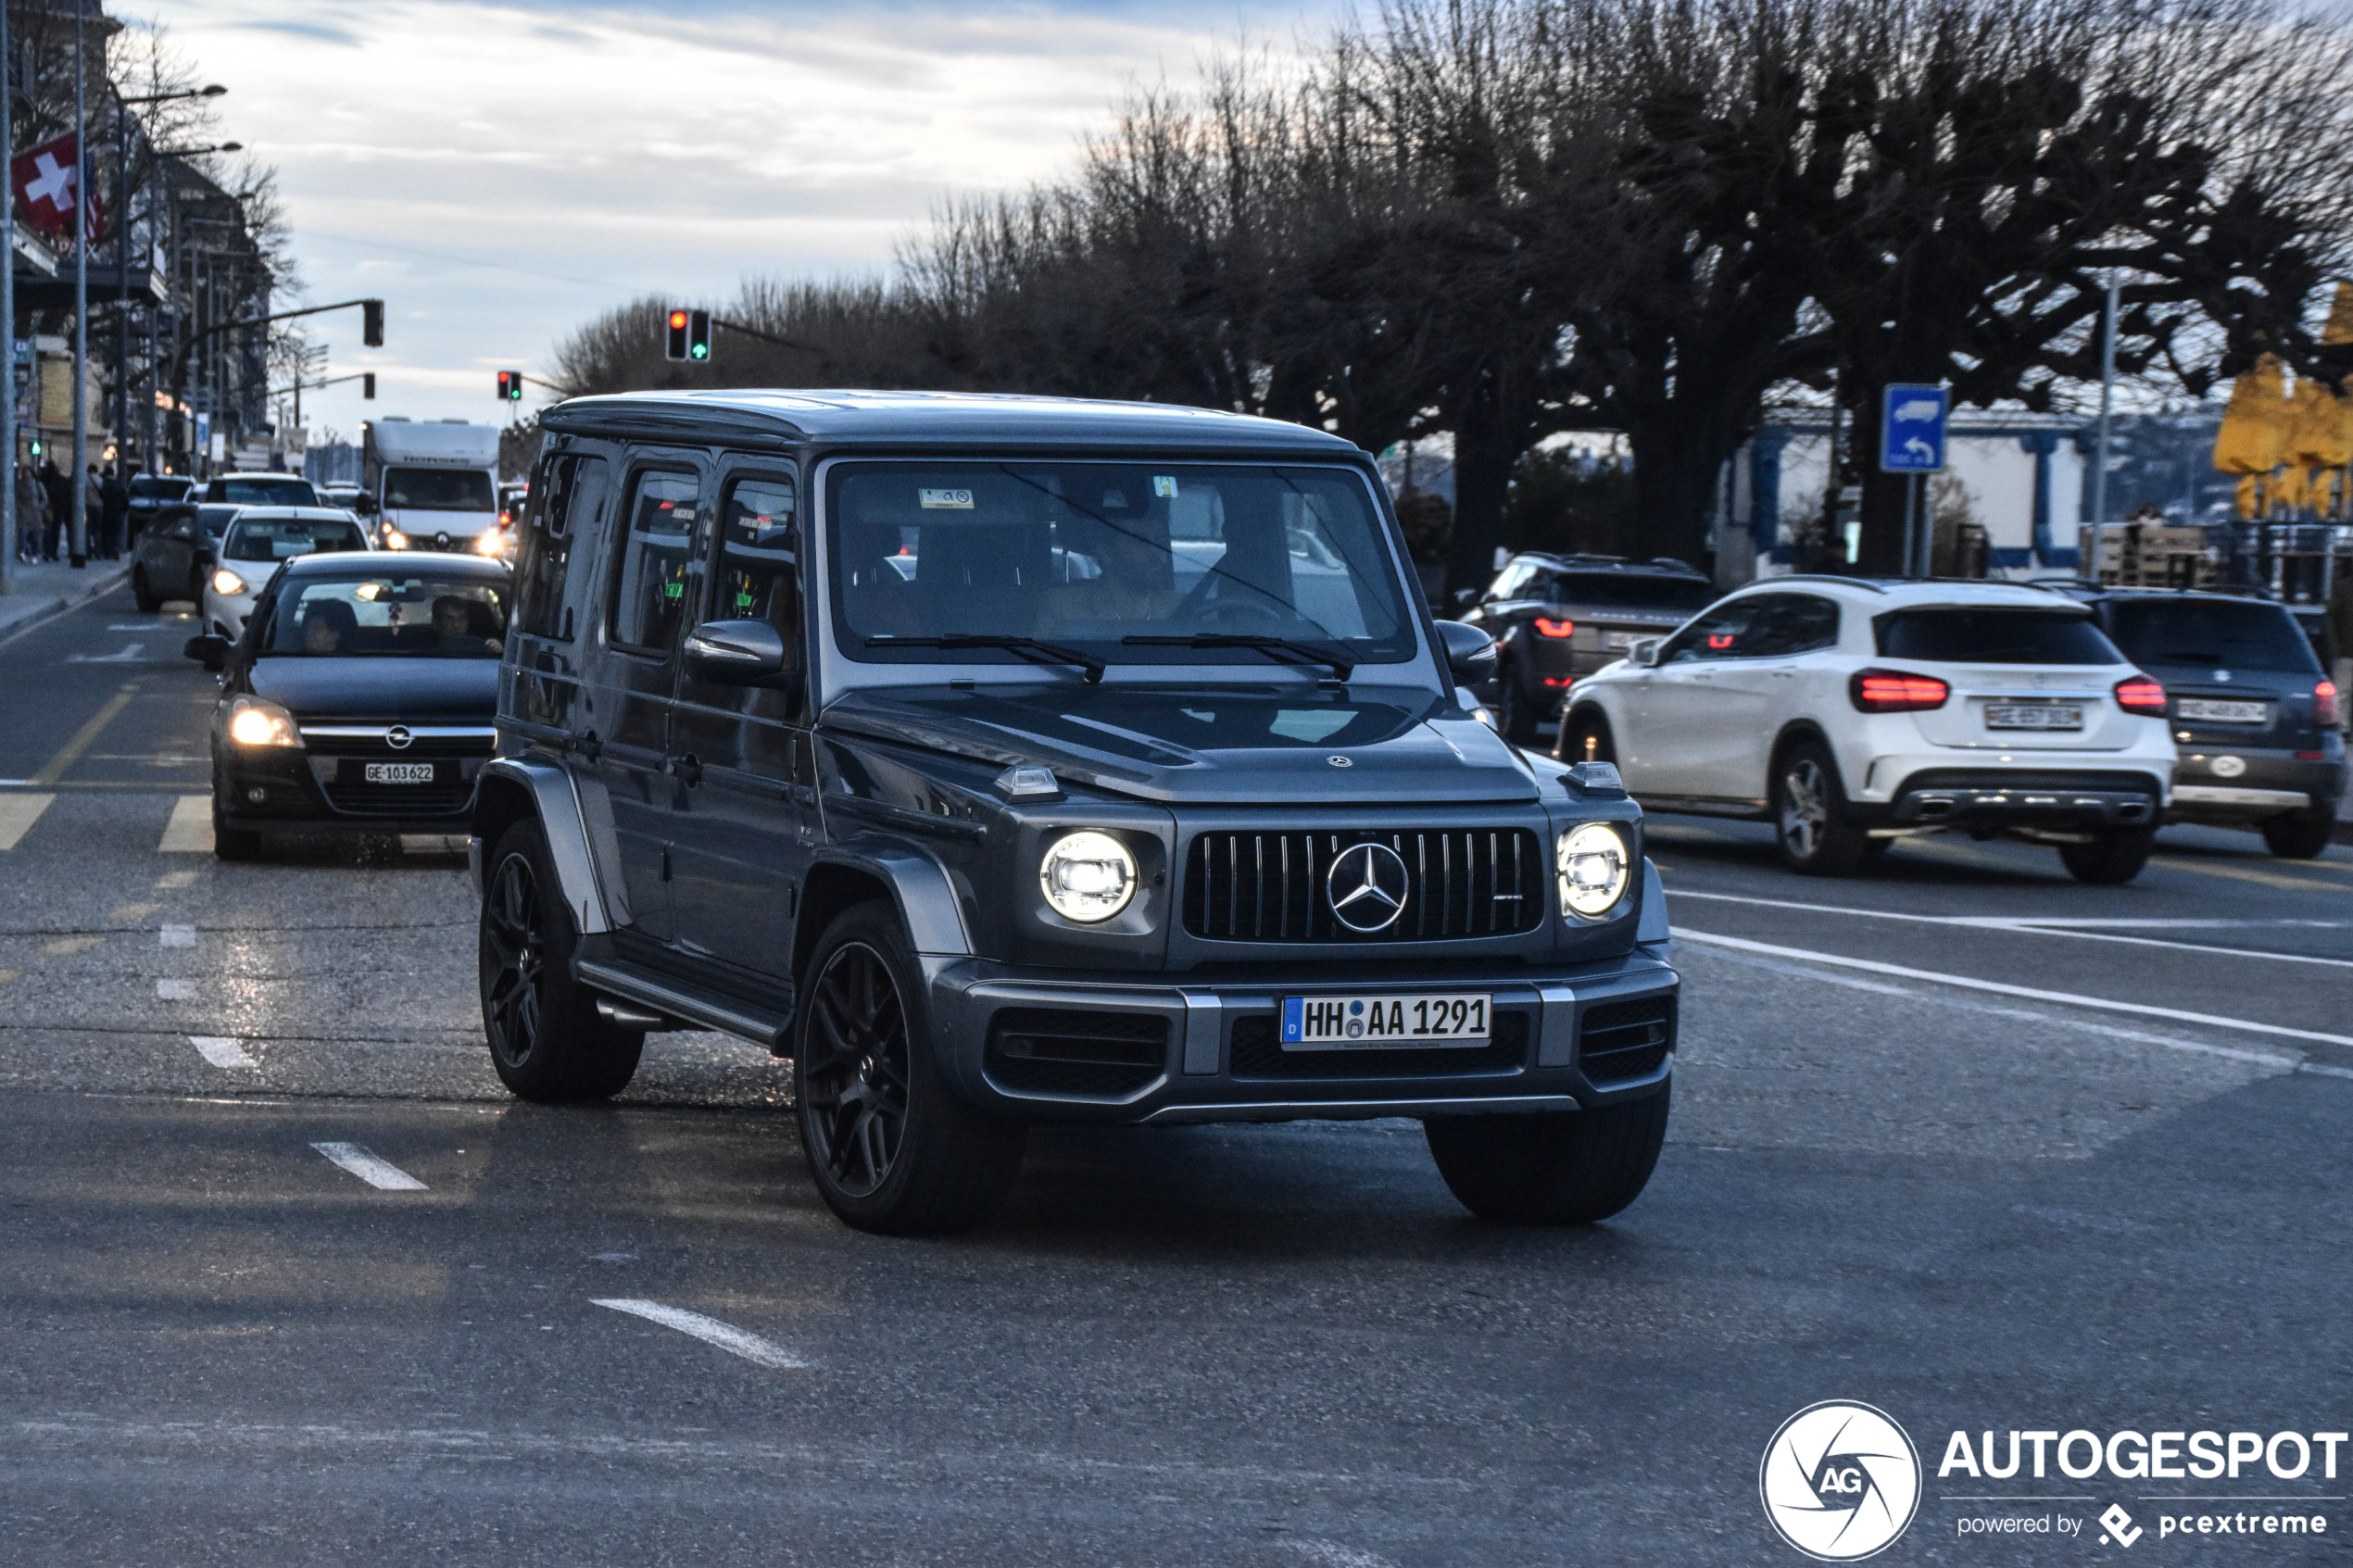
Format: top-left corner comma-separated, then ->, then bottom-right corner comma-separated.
1760,1401 -> 1922,1561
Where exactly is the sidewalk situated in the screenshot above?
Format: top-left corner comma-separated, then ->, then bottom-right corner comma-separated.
0,557 -> 132,642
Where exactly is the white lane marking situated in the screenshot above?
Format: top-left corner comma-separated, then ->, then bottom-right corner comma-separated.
188,1035 -> 255,1069
107,623 -> 183,632
591,1298 -> 808,1370
310,1142 -> 428,1191
2301,1061 -> 2353,1081
1676,928 -> 2353,1049
66,644 -> 145,663
158,923 -> 195,947
1669,889 -> 2353,970
154,870 -> 197,890
156,979 -> 195,1000
157,796 -> 211,853
1694,944 -> 2302,1070
0,793 -> 55,850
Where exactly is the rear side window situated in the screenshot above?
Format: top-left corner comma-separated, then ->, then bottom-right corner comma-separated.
1875,609 -> 2119,665
515,454 -> 610,639
608,470 -> 699,650
2102,599 -> 2321,674
713,473 -> 799,635
1748,594 -> 1841,655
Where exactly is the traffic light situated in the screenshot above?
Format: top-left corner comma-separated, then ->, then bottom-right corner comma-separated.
665,309 -> 689,360
688,309 -> 711,361
362,372 -> 375,400
497,370 -> 522,401
362,298 -> 384,347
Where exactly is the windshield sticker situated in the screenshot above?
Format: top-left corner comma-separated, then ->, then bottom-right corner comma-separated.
1270,709 -> 1353,742
1152,475 -> 1178,497
919,488 -> 974,509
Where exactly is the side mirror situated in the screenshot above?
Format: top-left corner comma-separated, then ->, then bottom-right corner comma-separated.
683,619 -> 790,685
1450,586 -> 1479,610
183,633 -> 231,671
1435,620 -> 1498,686
1629,637 -> 1663,669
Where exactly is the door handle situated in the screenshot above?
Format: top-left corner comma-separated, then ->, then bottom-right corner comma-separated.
673,752 -> 703,787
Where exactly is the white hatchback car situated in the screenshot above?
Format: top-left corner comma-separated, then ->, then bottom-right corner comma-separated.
1554,577 -> 2180,882
200,508 -> 372,643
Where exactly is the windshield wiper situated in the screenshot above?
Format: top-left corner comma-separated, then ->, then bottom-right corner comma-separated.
864,633 -> 1105,684
1123,633 -> 1353,681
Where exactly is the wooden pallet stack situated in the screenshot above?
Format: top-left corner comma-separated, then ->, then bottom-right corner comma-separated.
2078,523 -> 2217,588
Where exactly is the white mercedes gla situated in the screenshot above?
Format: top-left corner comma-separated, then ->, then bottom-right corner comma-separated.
1553,577 -> 2180,883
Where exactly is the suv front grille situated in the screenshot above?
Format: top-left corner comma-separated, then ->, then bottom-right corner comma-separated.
1229,1010 -> 1529,1079
984,1009 -> 1169,1099
1579,996 -> 1673,1084
1183,828 -> 1544,943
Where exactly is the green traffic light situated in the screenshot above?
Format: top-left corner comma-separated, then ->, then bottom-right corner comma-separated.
690,345 -> 708,360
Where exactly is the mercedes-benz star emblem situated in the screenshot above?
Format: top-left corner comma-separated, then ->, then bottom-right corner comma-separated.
1327,755 -> 1353,768
1325,842 -> 1410,933
385,726 -> 412,750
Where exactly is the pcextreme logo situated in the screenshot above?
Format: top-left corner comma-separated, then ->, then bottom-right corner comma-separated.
1760,1401 -> 1924,1561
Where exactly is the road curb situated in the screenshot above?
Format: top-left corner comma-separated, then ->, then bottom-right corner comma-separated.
0,565 -> 131,648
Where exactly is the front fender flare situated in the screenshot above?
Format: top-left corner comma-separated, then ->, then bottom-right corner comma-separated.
476,757 -> 618,935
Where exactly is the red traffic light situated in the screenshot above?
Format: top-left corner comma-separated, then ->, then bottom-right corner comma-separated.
668,310 -> 689,329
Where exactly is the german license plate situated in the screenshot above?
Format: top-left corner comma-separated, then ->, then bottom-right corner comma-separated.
2176,697 -> 2267,723
364,762 -> 436,784
1984,703 -> 2083,731
1280,993 -> 1491,1048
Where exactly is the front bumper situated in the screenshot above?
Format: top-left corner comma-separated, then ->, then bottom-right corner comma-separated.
214,743 -> 486,834
921,944 -> 1678,1124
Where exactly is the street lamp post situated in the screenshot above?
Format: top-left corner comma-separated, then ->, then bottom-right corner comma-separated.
70,0 -> 88,568
1,0 -> 16,594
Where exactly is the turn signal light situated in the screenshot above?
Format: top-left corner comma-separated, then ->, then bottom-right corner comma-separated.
1532,617 -> 1575,638
2114,675 -> 2168,717
2316,680 -> 2340,728
1850,669 -> 1949,713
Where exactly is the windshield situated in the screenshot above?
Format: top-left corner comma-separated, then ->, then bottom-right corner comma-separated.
197,505 -> 241,537
218,477 -> 320,506
131,476 -> 192,501
830,460 -> 1416,671
1876,609 -> 2120,665
384,467 -> 496,511
263,575 -> 508,657
2104,598 -> 2320,674
224,516 -> 368,562
1549,572 -> 1716,611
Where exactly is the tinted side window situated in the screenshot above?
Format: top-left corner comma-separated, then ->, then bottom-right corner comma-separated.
1661,596 -> 1772,662
608,470 -> 699,650
1876,610 -> 2119,664
712,473 -> 799,650
516,453 -> 610,639
1750,594 -> 1841,656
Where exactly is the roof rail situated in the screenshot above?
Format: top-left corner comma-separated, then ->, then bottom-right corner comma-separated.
1769,573 -> 1888,593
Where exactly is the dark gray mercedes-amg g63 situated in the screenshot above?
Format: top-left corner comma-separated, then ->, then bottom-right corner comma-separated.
472,390 -> 1679,1234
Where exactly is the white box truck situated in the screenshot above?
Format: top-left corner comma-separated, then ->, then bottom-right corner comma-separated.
363,418 -> 504,553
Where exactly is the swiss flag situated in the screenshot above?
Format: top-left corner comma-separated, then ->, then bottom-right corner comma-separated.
11,132 -> 103,245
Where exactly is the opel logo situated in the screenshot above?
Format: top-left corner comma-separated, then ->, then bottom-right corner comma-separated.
1326,842 -> 1409,932
385,725 -> 412,750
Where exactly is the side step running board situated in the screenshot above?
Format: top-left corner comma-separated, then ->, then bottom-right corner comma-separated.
575,959 -> 793,1053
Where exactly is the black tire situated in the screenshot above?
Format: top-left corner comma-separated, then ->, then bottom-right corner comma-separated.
1425,1085 -> 1670,1224
210,799 -> 261,861
2057,826 -> 2157,884
794,901 -> 1026,1236
132,565 -> 160,613
2260,803 -> 2335,859
1495,668 -> 1541,747
478,820 -> 643,1101
1555,709 -> 1617,766
1772,740 -> 1870,875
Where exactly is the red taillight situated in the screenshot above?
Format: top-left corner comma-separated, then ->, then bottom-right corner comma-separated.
2316,680 -> 2340,728
2114,675 -> 2167,717
1541,676 -> 1574,688
497,509 -> 513,529
1532,617 -> 1574,638
1850,669 -> 1950,713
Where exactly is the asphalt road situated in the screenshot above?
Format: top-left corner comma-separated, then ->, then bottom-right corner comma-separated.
3,585 -> 2348,1566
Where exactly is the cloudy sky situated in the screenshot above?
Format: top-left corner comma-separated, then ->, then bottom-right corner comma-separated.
134,0 -> 1344,445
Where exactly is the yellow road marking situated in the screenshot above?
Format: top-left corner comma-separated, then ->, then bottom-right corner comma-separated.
0,793 -> 56,849
28,682 -> 142,786
0,970 -> 17,984
107,901 -> 161,922
157,795 -> 212,854
39,935 -> 104,956
2149,857 -> 2346,895
154,870 -> 196,890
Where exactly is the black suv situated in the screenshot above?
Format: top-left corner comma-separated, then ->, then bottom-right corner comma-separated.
1455,553 -> 1718,744
473,390 -> 1679,1236
2072,587 -> 2346,857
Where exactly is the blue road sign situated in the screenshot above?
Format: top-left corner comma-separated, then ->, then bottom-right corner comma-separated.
1879,383 -> 1949,473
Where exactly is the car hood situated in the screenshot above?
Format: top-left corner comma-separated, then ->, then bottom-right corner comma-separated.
247,656 -> 498,720
821,683 -> 1540,805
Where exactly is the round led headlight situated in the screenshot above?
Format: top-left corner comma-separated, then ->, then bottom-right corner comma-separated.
1556,822 -> 1630,917
1039,831 -> 1138,923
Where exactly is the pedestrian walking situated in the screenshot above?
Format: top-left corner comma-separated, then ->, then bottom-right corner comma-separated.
14,463 -> 41,563
37,460 -> 66,561
2326,564 -> 2353,736
99,466 -> 128,558
82,465 -> 103,560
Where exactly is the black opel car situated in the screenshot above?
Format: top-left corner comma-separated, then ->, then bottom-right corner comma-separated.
472,389 -> 1679,1236
2074,587 -> 2346,857
1455,553 -> 1718,745
193,551 -> 510,859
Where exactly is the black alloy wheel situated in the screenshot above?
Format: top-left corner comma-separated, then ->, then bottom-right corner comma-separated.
793,902 -> 1026,1235
1772,740 -> 1870,875
132,564 -> 159,613
478,821 -> 642,1100
2260,802 -> 2336,859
